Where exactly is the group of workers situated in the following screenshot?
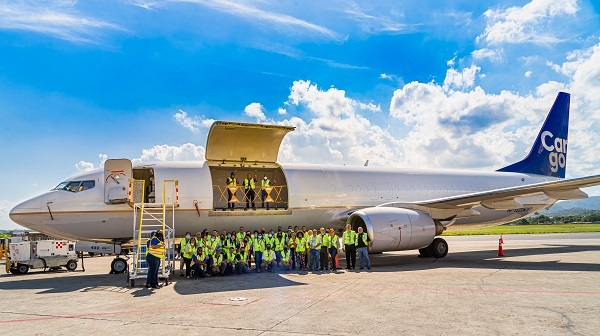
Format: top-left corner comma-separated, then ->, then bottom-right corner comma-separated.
142,224 -> 371,287
226,171 -> 273,210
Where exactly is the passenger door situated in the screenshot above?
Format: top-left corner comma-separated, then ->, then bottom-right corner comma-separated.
104,159 -> 132,204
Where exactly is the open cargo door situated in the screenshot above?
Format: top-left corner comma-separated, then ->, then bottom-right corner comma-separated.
205,121 -> 295,165
205,121 -> 295,211
104,159 -> 132,204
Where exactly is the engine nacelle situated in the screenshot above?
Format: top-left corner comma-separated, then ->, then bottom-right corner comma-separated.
347,207 -> 442,253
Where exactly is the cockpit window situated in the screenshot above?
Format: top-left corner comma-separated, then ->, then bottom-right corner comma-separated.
53,180 -> 95,192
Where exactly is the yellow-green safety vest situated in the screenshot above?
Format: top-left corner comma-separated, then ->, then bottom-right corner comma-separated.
214,254 -> 223,264
244,178 -> 255,190
147,238 -> 165,258
321,234 -> 330,248
227,177 -> 236,187
264,250 -> 275,262
343,230 -> 357,245
329,235 -> 339,248
274,237 -> 285,251
295,237 -> 306,252
253,238 -> 265,252
261,179 -> 270,190
282,249 -> 291,262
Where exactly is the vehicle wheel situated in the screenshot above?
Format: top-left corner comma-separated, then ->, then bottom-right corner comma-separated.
111,258 -> 127,274
88,252 -> 95,257
66,260 -> 78,271
9,266 -> 18,274
17,264 -> 29,274
418,247 -> 432,257
430,238 -> 449,258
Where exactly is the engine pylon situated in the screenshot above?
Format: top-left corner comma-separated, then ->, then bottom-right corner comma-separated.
498,235 -> 504,257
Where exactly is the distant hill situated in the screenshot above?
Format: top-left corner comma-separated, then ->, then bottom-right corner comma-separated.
542,196 -> 600,215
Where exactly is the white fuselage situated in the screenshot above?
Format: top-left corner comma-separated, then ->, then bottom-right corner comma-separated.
9,161 -> 557,242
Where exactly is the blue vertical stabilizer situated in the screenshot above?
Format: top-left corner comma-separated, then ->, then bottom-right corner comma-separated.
497,92 -> 570,178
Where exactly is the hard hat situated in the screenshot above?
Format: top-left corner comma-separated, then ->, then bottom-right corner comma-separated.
230,171 -> 235,175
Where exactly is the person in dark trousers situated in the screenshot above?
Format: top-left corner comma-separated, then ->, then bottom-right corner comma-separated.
146,230 -> 165,289
356,227 -> 371,270
243,173 -> 257,210
191,247 -> 206,279
342,224 -> 357,270
226,171 -> 237,210
319,227 -> 329,271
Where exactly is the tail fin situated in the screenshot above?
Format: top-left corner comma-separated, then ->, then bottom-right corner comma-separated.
497,92 -> 570,178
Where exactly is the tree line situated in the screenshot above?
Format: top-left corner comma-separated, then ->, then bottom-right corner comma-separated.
512,210 -> 600,225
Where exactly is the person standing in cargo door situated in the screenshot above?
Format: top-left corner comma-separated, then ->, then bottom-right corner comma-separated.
226,171 -> 237,210
260,174 -> 271,209
244,173 -> 257,210
146,230 -> 165,289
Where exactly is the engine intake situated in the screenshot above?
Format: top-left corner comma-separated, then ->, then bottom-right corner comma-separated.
347,207 -> 439,253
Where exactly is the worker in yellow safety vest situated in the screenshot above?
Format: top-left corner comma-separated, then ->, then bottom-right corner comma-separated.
294,231 -> 307,270
356,227 -> 372,270
212,249 -> 226,276
260,174 -> 271,209
342,224 -> 357,270
328,229 -> 340,271
226,171 -> 237,210
181,235 -> 197,278
253,234 -> 266,272
263,244 -> 276,272
319,227 -> 329,271
234,247 -> 250,274
146,230 -> 165,289
244,173 -> 257,210
279,245 -> 292,271
179,231 -> 192,277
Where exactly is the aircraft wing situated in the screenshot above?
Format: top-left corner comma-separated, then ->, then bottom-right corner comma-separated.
378,174 -> 600,220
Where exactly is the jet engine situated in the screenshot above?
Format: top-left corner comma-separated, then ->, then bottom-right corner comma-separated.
347,207 -> 445,254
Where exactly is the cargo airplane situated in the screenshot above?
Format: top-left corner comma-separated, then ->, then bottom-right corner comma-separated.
9,92 -> 600,273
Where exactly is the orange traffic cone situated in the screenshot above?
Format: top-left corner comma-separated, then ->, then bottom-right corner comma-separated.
498,235 -> 504,257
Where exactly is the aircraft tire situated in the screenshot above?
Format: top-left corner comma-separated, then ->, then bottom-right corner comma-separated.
111,258 -> 127,274
430,238 -> 449,258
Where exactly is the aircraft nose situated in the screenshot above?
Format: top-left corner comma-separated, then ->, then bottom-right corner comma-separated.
9,197 -> 42,229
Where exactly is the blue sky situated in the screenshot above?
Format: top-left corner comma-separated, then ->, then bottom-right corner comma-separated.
1,0 -> 600,229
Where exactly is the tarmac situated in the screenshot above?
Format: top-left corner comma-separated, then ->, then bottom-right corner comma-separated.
1,233 -> 599,335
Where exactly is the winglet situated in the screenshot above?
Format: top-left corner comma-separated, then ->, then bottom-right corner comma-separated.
498,92 -> 570,178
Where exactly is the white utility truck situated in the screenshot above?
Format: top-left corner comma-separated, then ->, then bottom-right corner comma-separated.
8,240 -> 78,274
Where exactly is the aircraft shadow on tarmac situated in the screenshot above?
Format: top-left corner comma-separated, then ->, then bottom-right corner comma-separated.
366,244 -> 600,273
0,244 -> 597,296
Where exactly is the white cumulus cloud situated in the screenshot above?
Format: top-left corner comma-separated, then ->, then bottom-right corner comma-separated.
135,143 -> 205,163
477,0 -> 579,45
244,102 -> 267,122
173,110 -> 214,132
75,161 -> 95,172
443,64 -> 481,91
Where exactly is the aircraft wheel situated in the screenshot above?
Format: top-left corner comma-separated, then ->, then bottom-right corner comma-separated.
66,260 -> 78,271
111,258 -> 127,274
17,264 -> 29,274
430,238 -> 449,258
418,247 -> 432,257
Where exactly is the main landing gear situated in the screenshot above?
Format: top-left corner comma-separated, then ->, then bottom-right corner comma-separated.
418,237 -> 449,259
